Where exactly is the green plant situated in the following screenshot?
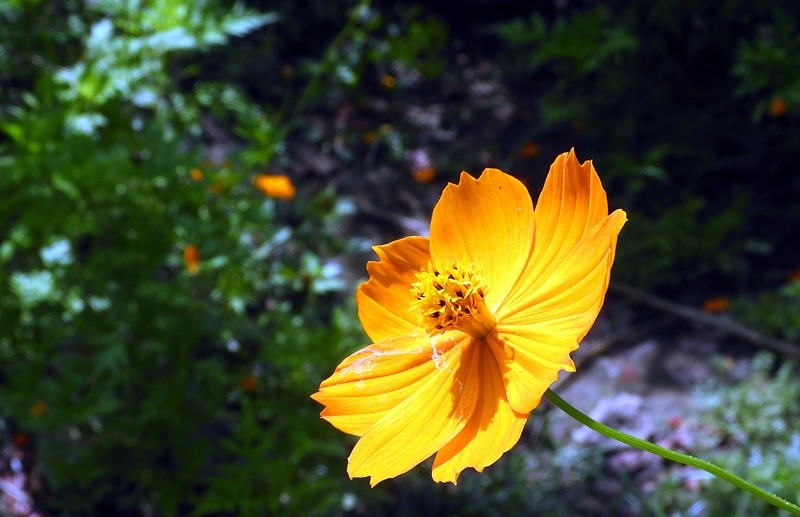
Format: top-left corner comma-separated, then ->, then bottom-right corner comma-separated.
731,280 -> 800,343
0,0 -> 381,514
490,2 -> 800,292
647,353 -> 800,515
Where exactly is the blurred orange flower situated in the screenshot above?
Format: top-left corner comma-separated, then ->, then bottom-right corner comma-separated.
520,141 -> 540,159
11,432 -> 30,447
239,374 -> 259,393
362,130 -> 378,145
183,244 -> 200,275
312,150 -> 626,485
210,181 -> 226,195
702,297 -> 730,313
30,401 -> 48,417
788,268 -> 800,283
769,96 -> 788,117
189,168 -> 204,182
412,166 -> 436,183
380,73 -> 397,89
252,174 -> 296,200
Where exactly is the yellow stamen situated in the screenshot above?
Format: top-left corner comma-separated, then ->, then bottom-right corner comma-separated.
410,260 -> 496,338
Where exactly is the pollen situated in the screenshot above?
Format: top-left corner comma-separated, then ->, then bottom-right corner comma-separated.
410,260 -> 496,338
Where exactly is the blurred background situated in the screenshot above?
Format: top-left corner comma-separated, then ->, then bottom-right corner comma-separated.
2,0 -> 800,515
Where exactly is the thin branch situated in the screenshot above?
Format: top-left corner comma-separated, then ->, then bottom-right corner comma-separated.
609,282 -> 800,358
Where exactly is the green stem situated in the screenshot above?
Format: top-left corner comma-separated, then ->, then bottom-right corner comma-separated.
544,388 -> 800,515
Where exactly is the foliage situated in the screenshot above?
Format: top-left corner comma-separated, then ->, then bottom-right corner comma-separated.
0,0 -> 381,514
648,353 -> 800,515
618,195 -> 749,289
3,0 -> 800,513
734,13 -> 800,119
731,280 -> 800,345
491,1 -> 800,293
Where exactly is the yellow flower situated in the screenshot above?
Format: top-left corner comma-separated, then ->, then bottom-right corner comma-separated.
252,174 -> 296,200
311,150 -> 626,486
183,244 -> 200,275
189,168 -> 204,182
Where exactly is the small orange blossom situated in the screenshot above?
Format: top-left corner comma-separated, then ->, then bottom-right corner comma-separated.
412,166 -> 436,183
189,168 -> 204,182
30,401 -> 48,417
312,149 -> 626,485
239,374 -> 259,393
379,73 -> 397,89
769,96 -> 788,118
520,141 -> 540,159
11,432 -> 30,447
362,130 -> 378,145
183,244 -> 200,275
702,297 -> 730,313
252,174 -> 296,200
788,268 -> 800,283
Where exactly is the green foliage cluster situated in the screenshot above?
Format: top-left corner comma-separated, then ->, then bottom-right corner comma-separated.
3,0 -> 800,513
648,353 -> 800,515
0,0 -> 384,514
491,2 -> 800,293
732,281 -> 800,343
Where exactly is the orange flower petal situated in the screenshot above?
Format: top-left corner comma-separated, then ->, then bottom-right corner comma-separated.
431,341 -> 527,483
486,331 -> 566,414
496,209 -> 626,413
312,334 -> 462,436
345,336 -> 479,486
429,169 -> 535,311
769,96 -> 788,117
504,150 -> 609,306
252,174 -> 296,199
183,244 -> 200,275
501,209 -> 626,322
702,297 -> 730,313
356,236 -> 430,343
412,166 -> 436,183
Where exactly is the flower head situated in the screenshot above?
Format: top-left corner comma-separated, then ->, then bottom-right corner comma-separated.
520,141 -> 540,159
252,174 -> 296,200
311,150 -> 626,486
189,168 -> 204,182
412,166 -> 436,183
769,95 -> 788,118
702,297 -> 730,313
183,244 -> 200,275
380,73 -> 397,89
30,401 -> 48,417
239,374 -> 259,393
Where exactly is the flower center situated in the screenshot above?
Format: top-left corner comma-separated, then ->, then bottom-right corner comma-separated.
410,260 -> 496,338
